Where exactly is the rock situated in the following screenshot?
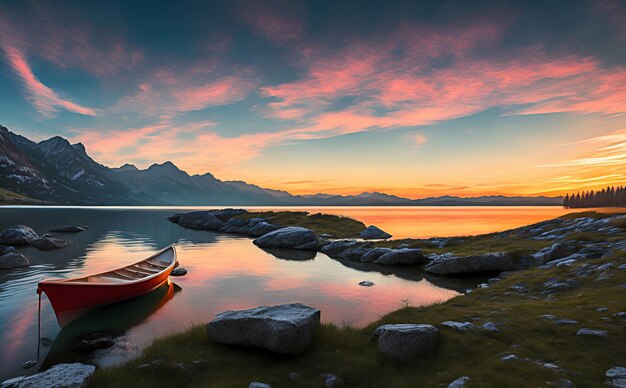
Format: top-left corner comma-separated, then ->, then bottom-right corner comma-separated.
1,362 -> 95,388
319,240 -> 361,257
249,383 -> 271,388
50,225 -> 85,233
248,222 -> 283,237
358,281 -> 375,287
318,233 -> 334,239
172,211 -> 224,230
396,243 -> 410,249
360,247 -> 393,263
171,267 -> 187,276
482,322 -> 499,332
576,328 -> 608,337
543,279 -> 577,293
338,246 -> 372,261
425,252 -> 516,275
510,283 -> 528,292
373,324 -> 439,361
373,248 -> 427,265
501,354 -> 520,361
288,372 -> 300,381
320,373 -> 339,387
253,227 -> 318,250
557,379 -> 576,388
619,264 -> 626,270
555,319 -> 579,325
0,246 -> 16,255
528,242 -> 578,266
221,218 -> 265,234
32,236 -> 70,251
21,360 -> 37,369
607,367 -> 626,387
0,252 -> 29,269
71,337 -> 114,351
206,303 -> 320,354
448,376 -> 470,387
0,225 -> 38,245
441,321 -> 476,331
211,208 -> 247,222
597,307 -> 608,312
359,225 -> 391,240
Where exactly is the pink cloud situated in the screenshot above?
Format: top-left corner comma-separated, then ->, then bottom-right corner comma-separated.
260,20 -> 626,137
172,76 -> 258,111
3,46 -> 97,117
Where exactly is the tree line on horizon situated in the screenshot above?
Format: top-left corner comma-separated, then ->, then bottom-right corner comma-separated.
563,186 -> 626,208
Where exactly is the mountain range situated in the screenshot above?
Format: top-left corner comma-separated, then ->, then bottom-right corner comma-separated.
0,125 -> 563,206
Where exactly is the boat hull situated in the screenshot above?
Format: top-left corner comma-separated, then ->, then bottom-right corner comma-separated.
38,246 -> 176,326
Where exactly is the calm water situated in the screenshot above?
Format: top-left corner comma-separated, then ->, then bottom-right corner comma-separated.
0,206 -> 575,380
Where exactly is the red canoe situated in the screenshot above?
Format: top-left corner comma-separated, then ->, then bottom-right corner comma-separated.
38,245 -> 177,326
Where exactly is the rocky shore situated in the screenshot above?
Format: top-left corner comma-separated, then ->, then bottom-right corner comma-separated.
0,224 -> 80,269
168,209 -> 626,277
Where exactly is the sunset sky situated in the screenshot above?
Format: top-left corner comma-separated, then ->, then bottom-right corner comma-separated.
1,0 -> 625,198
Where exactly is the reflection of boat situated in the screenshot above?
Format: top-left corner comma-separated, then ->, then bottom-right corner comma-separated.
41,281 -> 181,369
38,245 -> 177,326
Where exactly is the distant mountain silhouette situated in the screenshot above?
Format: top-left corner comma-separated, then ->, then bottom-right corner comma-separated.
0,125 -> 562,206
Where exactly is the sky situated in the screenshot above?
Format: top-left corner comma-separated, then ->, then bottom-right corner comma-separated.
0,0 -> 625,198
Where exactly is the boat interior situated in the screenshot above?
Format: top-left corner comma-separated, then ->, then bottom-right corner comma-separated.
66,247 -> 176,284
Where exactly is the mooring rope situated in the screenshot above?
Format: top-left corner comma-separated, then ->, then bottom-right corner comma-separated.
23,288 -> 42,369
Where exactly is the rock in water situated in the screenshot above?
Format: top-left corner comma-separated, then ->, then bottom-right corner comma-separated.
32,236 -> 70,251
425,252 -> 516,275
248,222 -> 283,237
206,303 -> 320,354
0,225 -> 38,245
359,281 -> 375,287
360,247 -> 393,263
49,225 -> 85,233
172,211 -> 224,230
1,362 -> 95,388
253,227 -> 318,250
372,324 -> 439,361
359,225 -> 392,240
0,252 -> 29,269
319,240 -> 361,257
171,267 -> 187,276
373,248 -> 427,265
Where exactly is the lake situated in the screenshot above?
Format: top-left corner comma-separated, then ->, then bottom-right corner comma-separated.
0,206 -> 576,380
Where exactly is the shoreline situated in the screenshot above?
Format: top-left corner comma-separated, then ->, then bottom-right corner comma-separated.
3,209 -> 625,387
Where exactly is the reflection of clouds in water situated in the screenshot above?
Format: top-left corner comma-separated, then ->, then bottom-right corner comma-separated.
0,207 -> 491,380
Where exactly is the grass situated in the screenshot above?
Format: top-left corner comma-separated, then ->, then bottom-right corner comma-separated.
91,251 -> 626,387
0,187 -> 40,205
375,234 -> 551,259
235,211 -> 366,238
559,210 -> 626,220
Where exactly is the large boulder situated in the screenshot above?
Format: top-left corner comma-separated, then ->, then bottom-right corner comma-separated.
0,225 -> 38,245
221,218 -> 266,235
338,246 -> 373,261
0,252 -> 29,269
373,248 -> 427,265
211,208 -> 247,222
319,240 -> 361,257
206,303 -> 320,354
359,226 -> 392,240
248,222 -> 283,237
253,227 -> 318,250
172,211 -> 224,230
373,324 -> 439,361
360,247 -> 393,263
32,236 -> 70,251
1,363 -> 95,388
425,252 -> 516,275
49,225 -> 85,233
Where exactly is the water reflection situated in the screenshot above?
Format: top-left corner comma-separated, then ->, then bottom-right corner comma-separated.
0,206 -> 559,380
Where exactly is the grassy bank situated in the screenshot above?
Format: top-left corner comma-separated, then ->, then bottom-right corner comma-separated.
235,211 -> 366,238
91,252 -> 625,387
